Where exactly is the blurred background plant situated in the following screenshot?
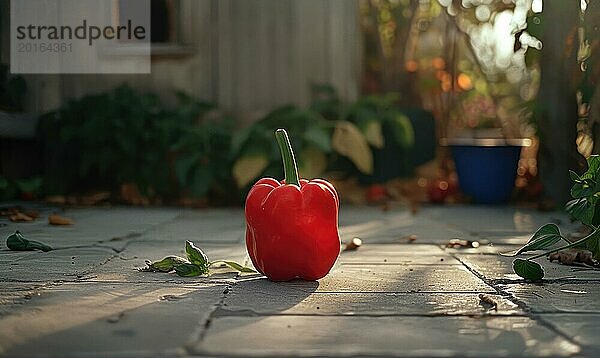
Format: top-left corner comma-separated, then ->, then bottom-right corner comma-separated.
1,0 -> 597,207
40,85 -> 234,205
0,64 -> 27,112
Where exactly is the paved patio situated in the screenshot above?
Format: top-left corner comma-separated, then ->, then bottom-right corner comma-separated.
0,203 -> 598,357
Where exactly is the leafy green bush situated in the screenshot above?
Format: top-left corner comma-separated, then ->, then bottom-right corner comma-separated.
311,84 -> 416,180
170,93 -> 236,202
40,85 -> 233,201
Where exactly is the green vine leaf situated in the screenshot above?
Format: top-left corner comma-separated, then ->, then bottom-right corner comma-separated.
513,259 -> 544,281
584,230 -> 600,260
212,260 -> 256,273
513,224 -> 566,255
566,197 -> 597,226
582,155 -> 600,180
569,170 -> 581,182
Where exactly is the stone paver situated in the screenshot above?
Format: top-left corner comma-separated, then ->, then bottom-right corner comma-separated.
504,282 -> 600,313
195,315 -> 580,357
0,247 -> 116,282
225,279 -> 521,315
308,263 -> 495,293
92,240 -> 249,283
0,204 -> 596,356
537,314 -> 600,356
338,243 -> 459,265
0,282 -> 226,356
457,254 -> 600,282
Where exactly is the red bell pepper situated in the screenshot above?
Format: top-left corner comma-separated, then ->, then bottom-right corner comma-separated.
245,129 -> 340,281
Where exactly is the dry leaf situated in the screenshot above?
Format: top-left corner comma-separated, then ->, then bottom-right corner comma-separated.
479,293 -> 498,309
120,183 -> 150,206
549,249 -> 595,266
232,153 -> 269,188
299,146 -> 327,179
402,235 -> 417,243
1,207 -> 20,216
80,191 -> 111,206
25,210 -> 40,219
332,121 -> 373,174
343,237 -> 363,251
446,238 -> 480,249
48,213 -> 74,225
10,212 -> 33,222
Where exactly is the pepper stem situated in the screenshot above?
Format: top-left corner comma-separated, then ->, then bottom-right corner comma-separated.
275,129 -> 300,187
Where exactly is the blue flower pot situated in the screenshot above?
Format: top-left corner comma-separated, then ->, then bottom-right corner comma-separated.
446,138 -> 531,204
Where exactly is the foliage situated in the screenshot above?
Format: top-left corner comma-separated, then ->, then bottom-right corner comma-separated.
310,84 -> 415,178
231,105 -> 332,188
5,231 -> 53,252
232,85 -> 417,189
507,155 -> 600,280
170,93 -> 236,201
0,176 -> 44,200
0,64 -> 27,112
40,85 -> 233,201
142,240 -> 254,277
344,94 -> 414,150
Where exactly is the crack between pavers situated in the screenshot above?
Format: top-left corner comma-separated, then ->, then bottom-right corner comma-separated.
0,278 -> 238,286
182,281 -> 236,356
65,210 -> 189,281
451,252 -> 585,352
494,277 -> 600,284
209,308 -> 529,318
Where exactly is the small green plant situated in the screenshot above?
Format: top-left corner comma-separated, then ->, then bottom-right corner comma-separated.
142,240 -> 255,277
507,155 -> 600,280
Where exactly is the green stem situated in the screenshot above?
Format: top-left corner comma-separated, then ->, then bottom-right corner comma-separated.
527,228 -> 599,260
209,260 -> 227,267
275,129 -> 300,187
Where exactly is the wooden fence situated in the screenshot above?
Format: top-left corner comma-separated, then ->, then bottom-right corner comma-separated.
14,0 -> 361,123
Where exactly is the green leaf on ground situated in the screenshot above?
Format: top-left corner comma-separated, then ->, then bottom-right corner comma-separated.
174,263 -> 206,277
185,240 -> 210,269
145,256 -> 189,272
6,231 -> 53,252
513,259 -> 544,281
